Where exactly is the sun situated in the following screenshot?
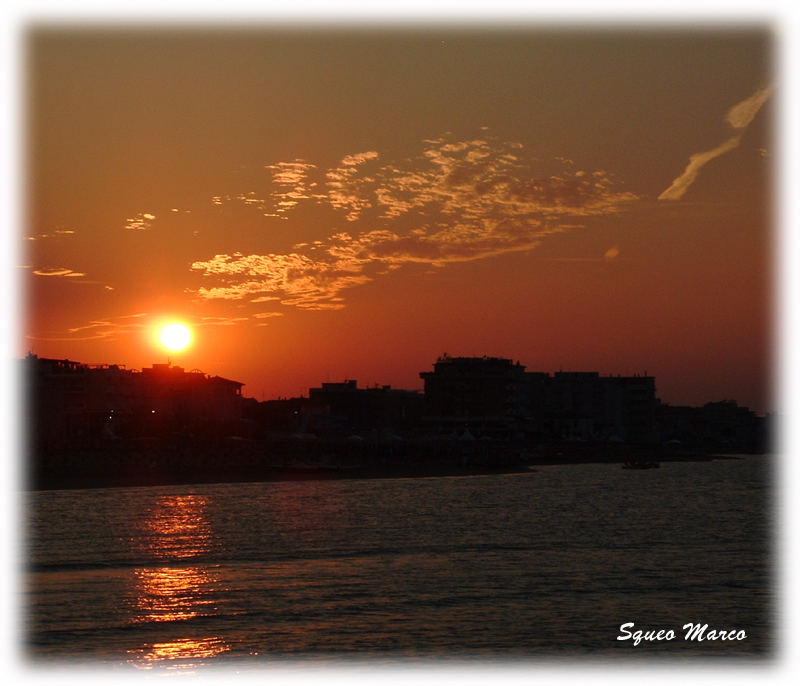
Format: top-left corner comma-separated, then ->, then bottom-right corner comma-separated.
159,323 -> 192,352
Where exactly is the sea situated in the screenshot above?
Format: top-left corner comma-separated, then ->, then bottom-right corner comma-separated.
22,455 -> 773,670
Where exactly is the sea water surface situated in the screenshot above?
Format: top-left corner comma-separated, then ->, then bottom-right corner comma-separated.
24,456 -> 772,668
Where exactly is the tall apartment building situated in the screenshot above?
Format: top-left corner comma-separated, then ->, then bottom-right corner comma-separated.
419,355 -> 657,441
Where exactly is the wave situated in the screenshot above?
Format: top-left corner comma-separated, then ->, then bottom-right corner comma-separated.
27,541 -> 546,574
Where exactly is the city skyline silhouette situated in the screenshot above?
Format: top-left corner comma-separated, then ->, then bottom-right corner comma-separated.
22,27 -> 772,415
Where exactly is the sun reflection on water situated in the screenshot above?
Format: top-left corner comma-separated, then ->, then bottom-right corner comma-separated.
129,636 -> 230,670
126,493 -> 231,668
138,493 -> 215,559
132,565 -> 219,623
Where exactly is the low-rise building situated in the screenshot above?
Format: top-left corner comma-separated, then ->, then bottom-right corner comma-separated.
24,354 -> 247,449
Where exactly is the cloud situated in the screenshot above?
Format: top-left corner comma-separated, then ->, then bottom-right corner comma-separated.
726,86 -> 773,129
191,251 -> 372,310
213,161 -> 330,217
659,85 -> 772,201
32,268 -> 86,278
30,266 -> 116,289
192,132 -> 638,310
236,192 -> 265,207
28,312 -> 151,342
657,137 -> 742,201
197,316 -> 250,326
326,151 -> 380,221
263,160 -> 326,217
125,212 -> 156,231
26,228 -> 76,241
28,311 -> 253,343
67,320 -> 114,333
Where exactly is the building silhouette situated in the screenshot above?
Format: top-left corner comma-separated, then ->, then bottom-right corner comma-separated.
307,380 -> 424,438
419,355 -> 529,439
25,354 -> 247,451
656,400 -> 766,452
419,354 -> 657,442
24,352 -> 765,459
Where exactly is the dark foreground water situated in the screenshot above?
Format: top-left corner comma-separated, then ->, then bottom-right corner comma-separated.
24,456 -> 773,668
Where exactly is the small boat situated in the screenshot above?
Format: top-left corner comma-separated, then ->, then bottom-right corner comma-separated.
622,459 -> 660,469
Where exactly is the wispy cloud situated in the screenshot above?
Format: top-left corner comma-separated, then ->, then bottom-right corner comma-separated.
191,132 -> 638,311
66,320 -> 114,333
28,312 -> 151,342
659,86 -> 773,201
26,229 -> 76,241
32,268 -> 86,278
197,316 -> 250,326
726,87 -> 773,129
28,311 -> 257,342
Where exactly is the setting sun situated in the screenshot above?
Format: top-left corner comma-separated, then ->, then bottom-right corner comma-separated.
159,323 -> 192,352
23,27 -> 775,666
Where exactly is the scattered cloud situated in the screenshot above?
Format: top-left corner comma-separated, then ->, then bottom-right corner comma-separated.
190,251 -> 372,310
125,212 -> 156,231
192,132 -> 639,311
263,160 -> 326,217
326,151 -> 380,221
235,191 -> 265,207
659,85 -> 773,201
212,160 -> 330,218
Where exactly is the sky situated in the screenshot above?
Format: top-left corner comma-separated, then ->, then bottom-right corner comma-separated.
21,25 -> 774,412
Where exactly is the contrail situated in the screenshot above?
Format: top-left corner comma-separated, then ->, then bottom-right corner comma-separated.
658,85 -> 772,201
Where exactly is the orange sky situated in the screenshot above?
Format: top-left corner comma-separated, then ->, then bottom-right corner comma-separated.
22,27 -> 773,412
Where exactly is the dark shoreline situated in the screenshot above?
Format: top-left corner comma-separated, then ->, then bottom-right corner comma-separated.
26,438 -> 752,492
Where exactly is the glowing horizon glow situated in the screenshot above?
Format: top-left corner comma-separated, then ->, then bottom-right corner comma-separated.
159,323 -> 192,352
